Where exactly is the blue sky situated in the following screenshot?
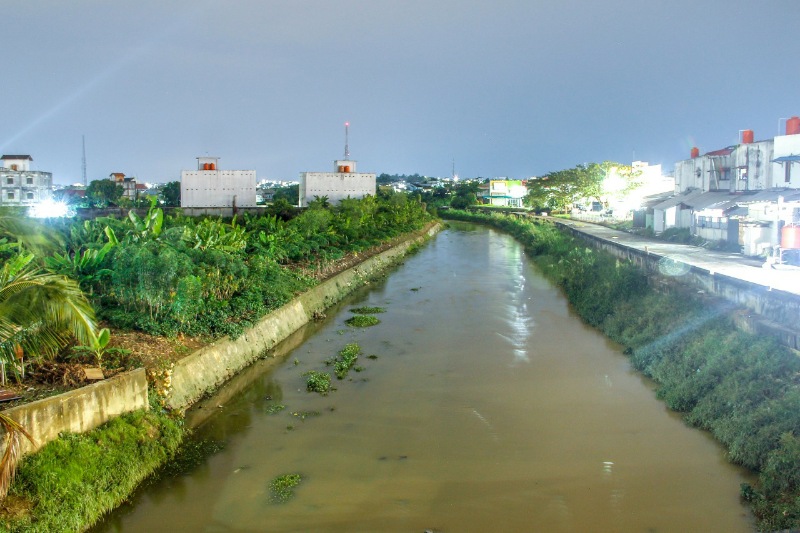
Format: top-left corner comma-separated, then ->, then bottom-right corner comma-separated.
3,0 -> 799,184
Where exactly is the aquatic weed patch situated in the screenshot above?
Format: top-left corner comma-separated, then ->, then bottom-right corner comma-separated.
268,473 -> 303,503
345,315 -> 380,327
264,404 -> 287,414
350,306 -> 386,314
304,370 -> 332,394
327,343 -> 362,379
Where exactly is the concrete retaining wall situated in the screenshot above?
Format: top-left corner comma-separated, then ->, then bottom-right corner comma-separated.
0,222 -> 441,456
551,220 -> 800,350
2,368 -> 148,456
166,222 -> 442,410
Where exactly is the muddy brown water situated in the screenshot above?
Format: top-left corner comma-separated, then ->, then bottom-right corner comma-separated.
95,222 -> 754,532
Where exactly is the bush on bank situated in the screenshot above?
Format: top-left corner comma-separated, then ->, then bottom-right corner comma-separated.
0,407 -> 184,532
442,209 -> 800,531
47,191 -> 431,340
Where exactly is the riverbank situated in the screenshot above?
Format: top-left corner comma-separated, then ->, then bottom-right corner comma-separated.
0,221 -> 442,533
441,209 -> 800,531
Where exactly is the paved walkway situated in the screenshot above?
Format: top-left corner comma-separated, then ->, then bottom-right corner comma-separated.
545,217 -> 800,297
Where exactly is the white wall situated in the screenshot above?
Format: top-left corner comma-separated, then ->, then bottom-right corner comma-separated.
299,171 -> 376,207
772,134 -> 800,188
181,169 -> 257,208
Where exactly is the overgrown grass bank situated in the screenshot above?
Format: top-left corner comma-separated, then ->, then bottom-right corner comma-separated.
0,406 -> 184,532
442,209 -> 800,531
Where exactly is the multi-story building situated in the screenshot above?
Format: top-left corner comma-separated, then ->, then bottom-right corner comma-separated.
299,158 -> 376,207
181,157 -> 257,213
482,179 -> 527,207
0,155 -> 53,207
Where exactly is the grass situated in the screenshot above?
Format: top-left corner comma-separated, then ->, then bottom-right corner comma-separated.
0,409 -> 184,533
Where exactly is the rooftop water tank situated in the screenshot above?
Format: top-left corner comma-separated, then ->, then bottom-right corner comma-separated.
787,116 -> 800,136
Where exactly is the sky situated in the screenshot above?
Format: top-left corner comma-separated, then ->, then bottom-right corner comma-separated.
3,0 -> 799,185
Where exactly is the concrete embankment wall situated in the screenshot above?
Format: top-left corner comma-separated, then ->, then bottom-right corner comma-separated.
0,222 -> 441,456
166,222 -> 442,410
547,218 -> 800,350
2,369 -> 148,456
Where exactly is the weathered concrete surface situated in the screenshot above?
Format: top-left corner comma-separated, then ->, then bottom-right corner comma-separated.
539,216 -> 800,350
167,222 -> 442,410
2,368 -> 148,456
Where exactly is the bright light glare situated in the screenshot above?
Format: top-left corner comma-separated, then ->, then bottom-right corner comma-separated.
29,199 -> 69,218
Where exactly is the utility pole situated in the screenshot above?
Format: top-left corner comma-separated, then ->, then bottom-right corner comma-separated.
82,135 -> 87,186
344,122 -> 350,160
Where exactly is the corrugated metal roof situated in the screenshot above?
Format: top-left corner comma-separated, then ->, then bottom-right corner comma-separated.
705,147 -> 735,157
651,189 -> 705,210
0,155 -> 33,160
733,188 -> 800,204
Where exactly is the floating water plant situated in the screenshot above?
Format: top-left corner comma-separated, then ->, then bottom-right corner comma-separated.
264,404 -> 286,415
345,315 -> 380,327
303,371 -> 331,394
350,306 -> 386,314
327,343 -> 362,379
269,473 -> 303,503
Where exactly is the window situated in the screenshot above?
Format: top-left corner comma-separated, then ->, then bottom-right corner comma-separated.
26,192 -> 34,200
7,192 -> 14,200
6,177 -> 13,185
26,177 -> 33,185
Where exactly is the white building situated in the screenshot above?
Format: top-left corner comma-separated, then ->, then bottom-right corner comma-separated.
181,157 -> 257,211
299,159 -> 376,207
0,155 -> 53,207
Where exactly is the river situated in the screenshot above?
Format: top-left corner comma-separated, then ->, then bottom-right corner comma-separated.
95,222 -> 754,532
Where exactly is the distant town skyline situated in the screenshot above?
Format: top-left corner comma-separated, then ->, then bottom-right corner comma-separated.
2,1 -> 799,184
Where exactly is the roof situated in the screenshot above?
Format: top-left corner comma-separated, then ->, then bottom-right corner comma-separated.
650,189 -> 705,210
772,155 -> 800,163
685,191 -> 742,211
733,188 -> 800,204
1,155 -> 33,160
705,147 -> 734,157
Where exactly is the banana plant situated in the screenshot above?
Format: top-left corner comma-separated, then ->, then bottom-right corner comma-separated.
127,197 -> 163,242
44,226 -> 118,293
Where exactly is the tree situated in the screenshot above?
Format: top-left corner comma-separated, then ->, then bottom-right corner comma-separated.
0,254 -> 99,499
86,179 -> 123,207
160,181 -> 181,207
272,184 -> 299,206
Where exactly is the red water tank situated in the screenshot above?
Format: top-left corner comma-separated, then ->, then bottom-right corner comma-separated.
202,163 -> 209,170
786,116 -> 800,136
741,129 -> 754,144
210,163 -> 216,170
781,224 -> 800,249
344,165 -> 351,173
690,147 -> 700,159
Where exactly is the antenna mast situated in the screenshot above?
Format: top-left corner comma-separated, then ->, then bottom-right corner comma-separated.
82,135 -> 87,186
344,122 -> 350,159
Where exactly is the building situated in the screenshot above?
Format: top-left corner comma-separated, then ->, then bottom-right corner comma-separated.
181,157 -> 257,212
299,159 -> 376,207
109,172 -> 147,201
0,155 -> 53,207
481,179 -> 527,207
659,117 -> 800,258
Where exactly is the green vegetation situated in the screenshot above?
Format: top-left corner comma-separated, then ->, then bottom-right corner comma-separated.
268,473 -> 302,504
345,315 -> 380,328
349,306 -> 386,314
304,371 -> 332,394
264,404 -> 286,415
442,208 -> 800,531
327,343 -> 362,380
0,409 -> 183,532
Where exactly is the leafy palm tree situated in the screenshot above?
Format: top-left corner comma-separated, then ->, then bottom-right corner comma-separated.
0,253 -> 99,500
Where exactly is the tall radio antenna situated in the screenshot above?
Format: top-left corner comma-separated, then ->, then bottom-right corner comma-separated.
344,122 -> 350,159
82,135 -> 87,186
